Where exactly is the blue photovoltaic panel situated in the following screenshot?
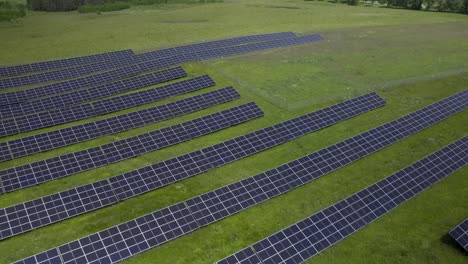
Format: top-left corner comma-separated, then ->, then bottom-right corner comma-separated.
0,103 -> 263,239
0,65 -> 142,106
0,49 -> 134,78
216,136 -> 467,264
0,92 -> 384,240
0,75 -> 215,136
0,92 -> 384,193
134,32 -> 297,62
0,33 -> 323,90
137,34 -> 325,73
0,87 -> 240,162
0,32 -> 294,89
449,219 -> 468,252
10,91 -> 466,264
0,67 -> 187,119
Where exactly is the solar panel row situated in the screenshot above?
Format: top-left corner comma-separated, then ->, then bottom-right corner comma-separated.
0,67 -> 187,119
134,32 -> 297,62
0,32 -> 294,79
0,87 -> 242,193
449,219 -> 468,252
0,92 -> 385,239
0,49 -> 134,78
136,35 -> 325,74
0,102 -> 264,240
0,65 -> 143,106
0,75 -> 215,137
0,87 -> 240,162
217,136 -> 467,264
9,90 -> 466,264
0,34 -> 323,90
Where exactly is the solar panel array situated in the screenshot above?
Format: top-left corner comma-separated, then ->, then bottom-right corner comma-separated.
449,219 -> 468,252
0,75 -> 215,137
0,65 -> 143,106
135,34 -> 325,74
0,32 -> 294,89
216,136 -> 467,264
0,67 -> 187,119
0,101 -> 261,192
0,34 -> 323,90
134,32 -> 297,62
0,103 -> 263,240
0,92 -> 384,239
0,87 -> 240,162
184,90 -> 466,227
0,49 -> 134,78
9,90 -> 466,264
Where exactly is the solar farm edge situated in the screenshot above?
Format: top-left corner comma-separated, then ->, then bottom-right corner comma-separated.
0,32 -> 296,89
449,219 -> 468,252
0,34 -> 323,90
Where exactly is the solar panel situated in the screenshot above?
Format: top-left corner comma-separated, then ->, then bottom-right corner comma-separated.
216,136 -> 467,264
0,75 -> 215,137
0,49 -> 134,78
0,93 -> 384,240
10,92 -> 467,263
1,92 -> 384,193
0,33 -> 322,90
0,101 -> 262,193
137,34 -> 325,73
0,67 -> 187,119
0,103 -> 263,239
449,219 -> 468,252
0,87 -> 240,162
0,33 -> 294,89
134,32 -> 297,62
0,65 -> 142,106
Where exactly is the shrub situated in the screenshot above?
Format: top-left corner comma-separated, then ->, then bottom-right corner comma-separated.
0,1 -> 26,22
78,1 -> 130,13
27,0 -> 81,11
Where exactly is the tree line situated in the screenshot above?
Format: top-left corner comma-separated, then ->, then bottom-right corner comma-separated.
379,0 -> 468,13
306,0 -> 468,14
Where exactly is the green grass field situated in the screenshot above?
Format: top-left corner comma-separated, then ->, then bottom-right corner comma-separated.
0,0 -> 467,263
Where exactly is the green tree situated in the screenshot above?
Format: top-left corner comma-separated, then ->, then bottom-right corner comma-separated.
461,0 -> 468,13
0,1 -> 26,22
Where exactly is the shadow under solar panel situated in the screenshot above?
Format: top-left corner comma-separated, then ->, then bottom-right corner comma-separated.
0,32 -> 296,89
